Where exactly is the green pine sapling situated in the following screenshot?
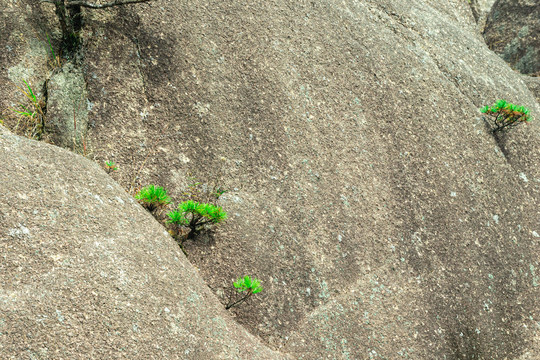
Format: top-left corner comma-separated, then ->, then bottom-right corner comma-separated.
135,184 -> 170,213
480,100 -> 531,133
226,276 -> 263,310
167,200 -> 227,240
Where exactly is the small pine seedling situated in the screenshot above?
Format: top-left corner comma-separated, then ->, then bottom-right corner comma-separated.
480,100 -> 531,133
135,184 -> 171,213
213,186 -> 228,199
226,276 -> 263,310
167,200 -> 227,240
104,161 -> 118,174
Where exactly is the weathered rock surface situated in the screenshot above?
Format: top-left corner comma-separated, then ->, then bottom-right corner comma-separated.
468,0 -> 496,23
1,0 -> 540,359
0,125 -> 287,359
523,76 -> 540,103
0,1 -> 51,134
483,0 -> 540,75
45,63 -> 89,150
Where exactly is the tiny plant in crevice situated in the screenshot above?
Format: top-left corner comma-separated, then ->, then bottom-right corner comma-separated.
8,80 -> 46,140
135,184 -> 171,213
480,100 -> 531,134
167,200 -> 227,242
104,160 -> 117,174
226,276 -> 263,310
46,33 -> 63,70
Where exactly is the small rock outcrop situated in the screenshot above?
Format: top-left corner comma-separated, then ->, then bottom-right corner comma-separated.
483,0 -> 540,75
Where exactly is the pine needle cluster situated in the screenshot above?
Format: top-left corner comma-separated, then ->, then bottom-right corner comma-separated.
480,100 -> 531,133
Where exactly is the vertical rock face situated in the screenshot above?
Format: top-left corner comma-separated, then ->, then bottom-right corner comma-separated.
468,0 -> 496,23
1,0 -> 540,359
483,0 -> 540,75
46,63 -> 89,150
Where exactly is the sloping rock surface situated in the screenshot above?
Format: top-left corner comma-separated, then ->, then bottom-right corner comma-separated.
1,0 -> 540,359
483,0 -> 540,75
0,125 -> 287,359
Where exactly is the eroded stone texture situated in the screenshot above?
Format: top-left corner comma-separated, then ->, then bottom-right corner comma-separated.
523,76 -> 540,103
45,62 -> 89,150
81,1 -> 540,358
483,0 -> 540,75
1,0 -> 540,359
0,125 -> 288,359
469,0 -> 496,23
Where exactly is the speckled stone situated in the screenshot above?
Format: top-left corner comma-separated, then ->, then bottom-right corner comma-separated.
483,0 -> 540,75
1,0 -> 540,358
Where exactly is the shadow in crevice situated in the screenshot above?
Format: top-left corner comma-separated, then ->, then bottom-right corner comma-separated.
493,131 -> 511,160
482,116 -> 511,161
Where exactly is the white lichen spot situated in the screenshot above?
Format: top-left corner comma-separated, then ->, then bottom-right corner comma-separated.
519,173 -> 529,183
94,194 -> 103,204
318,280 -> 330,299
56,309 -> 64,323
532,231 -> 539,238
178,153 -> 190,163
193,102 -> 210,118
450,192 -> 457,197
140,108 -> 149,120
530,264 -> 539,287
492,215 -> 499,224
115,196 -> 125,205
7,224 -> 30,238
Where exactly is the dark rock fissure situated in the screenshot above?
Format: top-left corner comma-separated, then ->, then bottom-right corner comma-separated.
42,3 -> 88,151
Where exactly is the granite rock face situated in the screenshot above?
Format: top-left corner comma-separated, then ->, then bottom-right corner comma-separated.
45,63 -> 89,150
1,0 -> 540,359
0,125 -> 287,359
523,76 -> 540,103
468,0 -> 496,23
483,0 -> 540,75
